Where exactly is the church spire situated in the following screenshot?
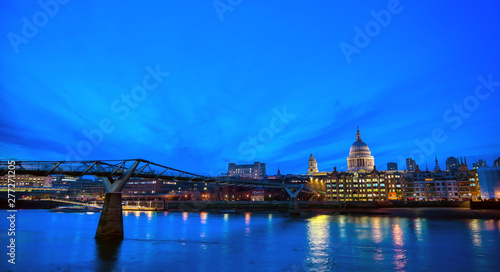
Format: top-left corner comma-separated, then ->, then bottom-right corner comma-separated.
459,157 -> 469,171
356,126 -> 361,141
434,155 -> 441,171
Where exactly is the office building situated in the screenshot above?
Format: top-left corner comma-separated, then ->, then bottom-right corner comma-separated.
387,162 -> 398,171
477,167 -> 500,200
494,157 -> 500,167
406,158 -> 417,172
0,174 -> 52,187
473,159 -> 487,169
446,156 -> 460,171
228,162 -> 266,179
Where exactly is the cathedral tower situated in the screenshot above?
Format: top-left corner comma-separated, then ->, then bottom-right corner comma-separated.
307,153 -> 319,175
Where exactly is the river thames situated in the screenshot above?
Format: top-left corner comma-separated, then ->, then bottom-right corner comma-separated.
1,210 -> 500,271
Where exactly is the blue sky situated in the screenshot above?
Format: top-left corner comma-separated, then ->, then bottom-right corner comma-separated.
1,0 -> 499,175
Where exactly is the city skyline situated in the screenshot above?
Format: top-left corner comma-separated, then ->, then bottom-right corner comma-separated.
1,1 -> 500,176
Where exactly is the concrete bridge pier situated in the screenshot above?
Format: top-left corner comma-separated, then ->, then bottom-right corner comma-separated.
289,196 -> 300,216
95,161 -> 140,240
285,184 -> 304,216
95,193 -> 124,239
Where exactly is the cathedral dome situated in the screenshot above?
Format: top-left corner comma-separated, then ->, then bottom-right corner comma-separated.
347,127 -> 375,171
349,140 -> 372,157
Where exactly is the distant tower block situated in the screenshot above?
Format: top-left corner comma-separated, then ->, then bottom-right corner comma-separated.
307,153 -> 319,175
387,162 -> 398,171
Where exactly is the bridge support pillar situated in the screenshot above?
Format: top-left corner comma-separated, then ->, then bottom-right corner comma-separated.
95,193 -> 124,240
285,184 -> 304,216
95,160 -> 140,240
289,197 -> 300,216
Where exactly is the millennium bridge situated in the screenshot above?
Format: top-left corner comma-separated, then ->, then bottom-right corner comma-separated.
0,159 -> 306,240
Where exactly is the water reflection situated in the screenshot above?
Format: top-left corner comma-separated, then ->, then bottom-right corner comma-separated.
338,215 -> 347,240
468,219 -> 482,247
95,239 -> 123,272
371,217 -> 384,262
200,212 -> 208,244
146,211 -> 154,220
391,223 -> 407,271
245,212 -> 251,235
267,213 -> 274,235
483,219 -> 496,231
414,218 -> 423,242
222,213 -> 230,241
372,217 -> 382,244
392,224 -> 404,247
360,216 -> 369,228
182,212 -> 188,222
200,212 -> 208,224
306,215 -> 333,270
245,212 -> 251,225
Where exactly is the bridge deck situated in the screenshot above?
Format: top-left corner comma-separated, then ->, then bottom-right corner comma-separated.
0,159 -> 305,189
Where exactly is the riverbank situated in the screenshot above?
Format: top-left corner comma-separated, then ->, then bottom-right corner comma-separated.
2,199 -> 499,219
301,207 -> 500,219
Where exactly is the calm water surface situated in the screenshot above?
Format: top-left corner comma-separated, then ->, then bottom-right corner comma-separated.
1,210 -> 500,271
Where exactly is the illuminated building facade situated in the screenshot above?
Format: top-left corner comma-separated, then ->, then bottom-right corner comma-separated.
251,187 -> 265,201
0,174 -> 52,187
401,162 -> 480,201
312,167 -> 403,201
67,178 -> 105,199
123,179 -> 178,196
227,162 -> 266,179
122,178 -> 213,201
218,185 -> 289,201
304,127 -> 483,202
305,127 -> 402,201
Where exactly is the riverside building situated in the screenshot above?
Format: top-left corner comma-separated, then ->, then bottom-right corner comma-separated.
305,127 -> 481,202
227,162 -> 266,179
308,127 -> 403,201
